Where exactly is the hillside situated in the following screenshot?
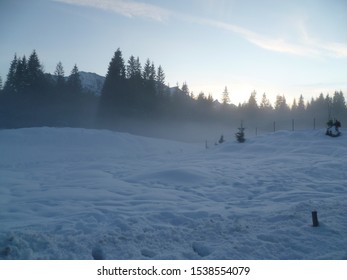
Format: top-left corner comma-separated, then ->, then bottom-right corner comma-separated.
0,127 -> 346,259
79,71 -> 105,95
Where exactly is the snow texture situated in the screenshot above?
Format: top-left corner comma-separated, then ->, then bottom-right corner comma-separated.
0,127 -> 347,260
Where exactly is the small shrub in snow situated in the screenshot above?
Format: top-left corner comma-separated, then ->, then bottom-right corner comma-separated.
326,119 -> 341,137
236,126 -> 245,143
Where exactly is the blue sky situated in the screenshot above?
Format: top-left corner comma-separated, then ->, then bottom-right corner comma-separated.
1,0 -> 347,105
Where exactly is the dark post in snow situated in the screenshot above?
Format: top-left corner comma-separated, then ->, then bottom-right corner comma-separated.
312,210 -> 319,227
292,119 -> 294,131
273,121 -> 276,132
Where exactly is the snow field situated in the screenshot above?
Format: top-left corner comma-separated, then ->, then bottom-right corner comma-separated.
0,127 -> 347,259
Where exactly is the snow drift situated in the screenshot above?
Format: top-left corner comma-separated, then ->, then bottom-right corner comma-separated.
0,127 -> 346,259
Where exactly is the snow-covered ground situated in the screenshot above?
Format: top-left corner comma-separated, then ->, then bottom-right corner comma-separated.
0,127 -> 346,260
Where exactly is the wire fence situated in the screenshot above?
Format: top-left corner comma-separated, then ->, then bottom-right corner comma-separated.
207,117 -> 329,146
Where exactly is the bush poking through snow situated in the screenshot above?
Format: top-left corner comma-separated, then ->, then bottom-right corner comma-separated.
236,126 -> 245,143
326,119 -> 341,137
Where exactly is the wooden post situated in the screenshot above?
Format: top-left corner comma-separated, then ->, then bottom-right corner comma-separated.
312,210 -> 319,227
273,121 -> 276,132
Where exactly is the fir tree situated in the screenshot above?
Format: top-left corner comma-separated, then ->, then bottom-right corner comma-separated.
260,93 -> 272,110
4,54 -> 18,93
27,50 -> 44,93
54,61 -> 65,92
142,59 -> 157,112
127,56 -> 142,80
67,64 -> 82,94
156,65 -> 166,95
235,122 -> 245,143
143,59 -> 152,81
222,86 -> 230,104
100,48 -> 126,115
15,56 -> 28,93
291,98 -> 298,111
181,82 -> 189,96
332,91 -> 346,119
298,94 -> 305,112
247,90 -> 258,110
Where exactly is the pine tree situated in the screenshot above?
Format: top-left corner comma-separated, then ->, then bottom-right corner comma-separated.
15,56 -> 28,93
156,65 -> 166,96
291,98 -> 298,111
0,75 -> 2,92
54,61 -> 65,92
142,59 -> 157,112
332,91 -> 346,119
100,48 -> 126,115
4,54 -> 18,93
275,95 -> 289,112
260,92 -> 272,110
127,56 -> 142,80
181,82 -> 189,96
27,50 -> 44,93
67,64 -> 82,94
102,48 -> 126,95
222,86 -> 230,105
143,59 -> 152,81
247,90 -> 258,110
235,122 -> 245,143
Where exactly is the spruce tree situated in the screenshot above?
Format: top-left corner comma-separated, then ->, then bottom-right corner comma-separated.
127,56 -> 142,80
27,50 -> 44,93
4,54 -> 18,93
100,48 -> 126,115
156,65 -> 166,97
222,86 -> 230,104
67,64 -> 82,94
15,56 -> 28,93
332,91 -> 346,119
126,55 -> 143,112
143,59 -> 152,81
142,59 -> 157,112
54,61 -> 65,92
181,82 -> 189,96
260,92 -> 272,110
298,94 -> 305,112
235,122 -> 246,143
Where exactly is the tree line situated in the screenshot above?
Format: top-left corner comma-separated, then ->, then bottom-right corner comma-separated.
0,50 -> 96,128
0,48 -> 346,132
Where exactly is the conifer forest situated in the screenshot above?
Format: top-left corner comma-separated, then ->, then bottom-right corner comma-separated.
1,49 -> 346,139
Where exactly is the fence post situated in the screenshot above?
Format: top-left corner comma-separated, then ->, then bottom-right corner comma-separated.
313,118 -> 316,130
273,121 -> 276,132
292,119 -> 294,131
312,210 -> 319,227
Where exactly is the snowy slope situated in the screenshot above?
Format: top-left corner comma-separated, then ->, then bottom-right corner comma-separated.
0,127 -> 347,260
79,71 -> 105,95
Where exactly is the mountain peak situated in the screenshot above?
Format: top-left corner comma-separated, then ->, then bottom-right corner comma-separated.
78,71 -> 105,95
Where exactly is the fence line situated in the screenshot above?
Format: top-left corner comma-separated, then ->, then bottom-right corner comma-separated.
238,117 -> 325,137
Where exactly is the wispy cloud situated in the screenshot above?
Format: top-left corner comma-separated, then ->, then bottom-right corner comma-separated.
54,0 -> 347,58
199,17 -> 347,58
54,0 -> 170,22
193,17 -> 318,57
321,42 -> 347,58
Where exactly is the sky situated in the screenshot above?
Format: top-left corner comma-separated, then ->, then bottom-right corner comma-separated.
1,0 -> 347,105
